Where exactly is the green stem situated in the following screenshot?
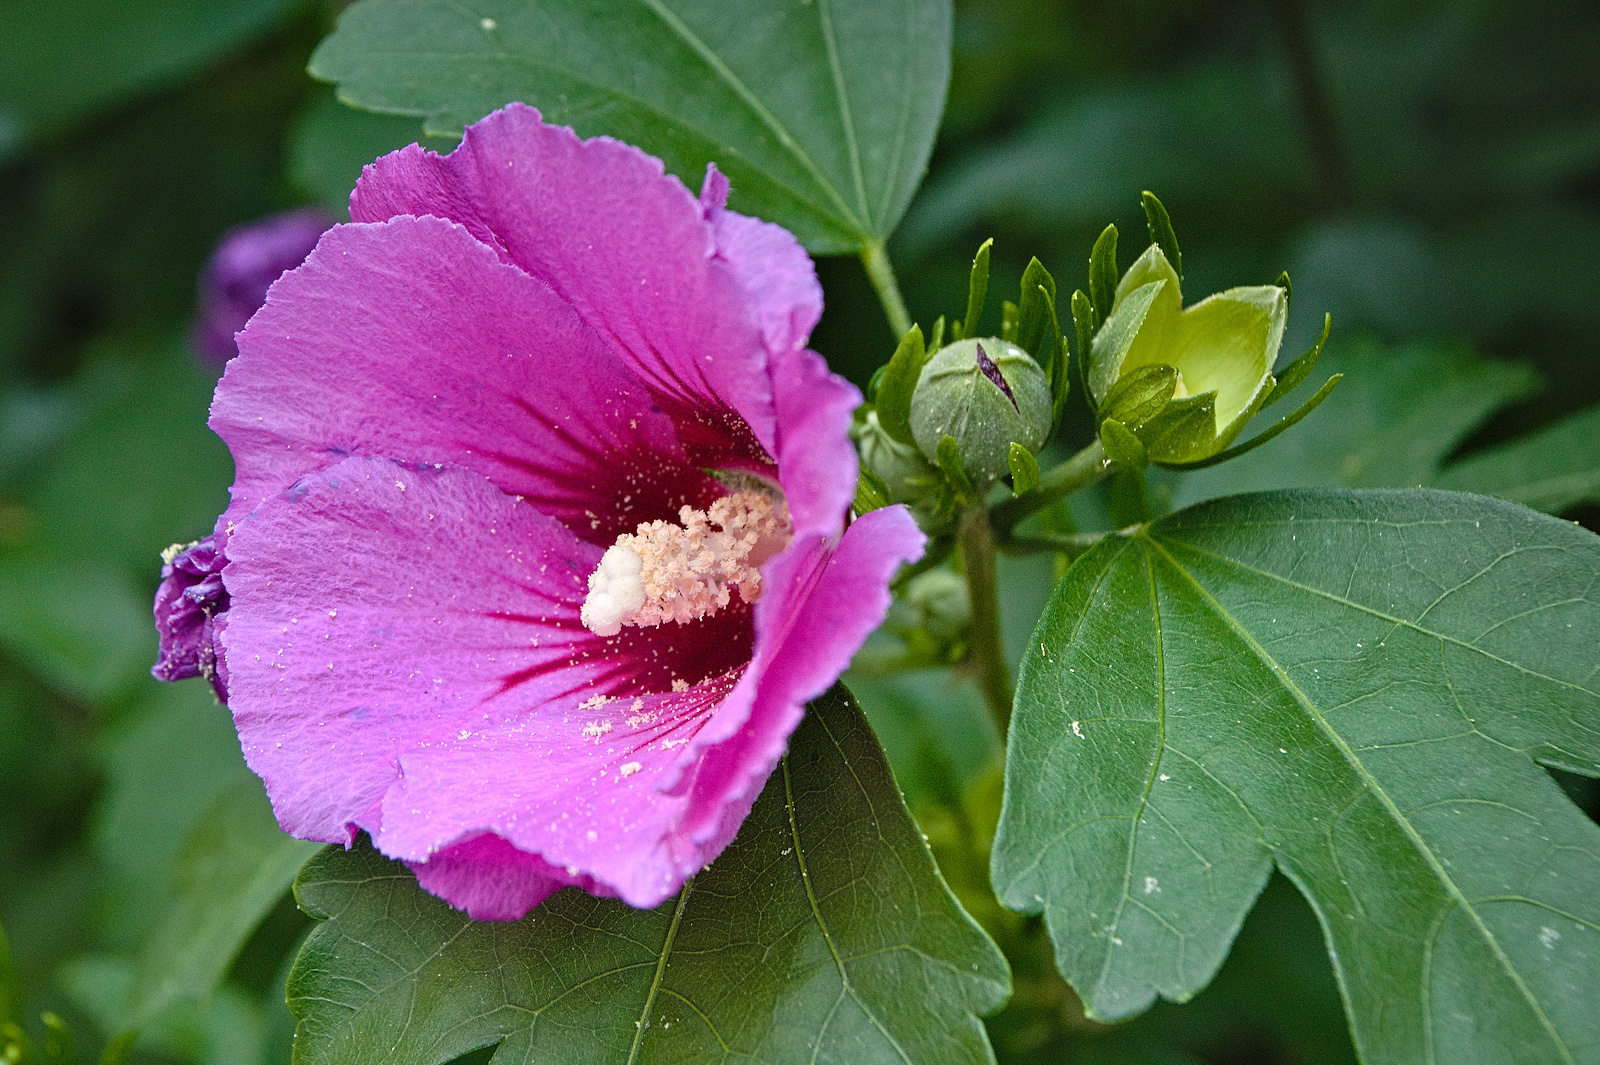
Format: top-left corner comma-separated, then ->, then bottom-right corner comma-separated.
861,240 -> 912,339
995,531 -> 1107,558
959,504 -> 1013,738
989,438 -> 1112,537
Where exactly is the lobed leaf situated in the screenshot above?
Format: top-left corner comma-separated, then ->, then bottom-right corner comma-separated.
995,489 -> 1600,1064
1433,405 -> 1600,515
289,688 -> 1009,1065
129,780 -> 320,1026
308,0 -> 952,253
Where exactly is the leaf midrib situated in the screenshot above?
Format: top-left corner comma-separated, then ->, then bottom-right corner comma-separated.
1141,531 -> 1575,1065
1160,534 -> 1598,699
636,0 -> 868,234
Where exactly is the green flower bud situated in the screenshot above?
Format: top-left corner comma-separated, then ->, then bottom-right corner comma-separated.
853,409 -> 938,503
909,338 -> 1052,487
903,568 -> 970,648
1089,245 -> 1286,463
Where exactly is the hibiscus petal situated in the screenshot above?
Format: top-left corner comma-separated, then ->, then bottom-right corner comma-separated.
672,505 -> 927,858
221,456 -> 609,844
383,674 -> 742,910
701,166 -> 823,359
215,215 -> 716,545
407,833 -> 577,921
350,104 -> 775,467
770,344 -> 864,541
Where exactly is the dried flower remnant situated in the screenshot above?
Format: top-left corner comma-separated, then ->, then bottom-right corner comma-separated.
155,105 -> 923,920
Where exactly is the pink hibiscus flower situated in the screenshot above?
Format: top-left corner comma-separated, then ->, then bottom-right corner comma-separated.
152,104 -> 924,920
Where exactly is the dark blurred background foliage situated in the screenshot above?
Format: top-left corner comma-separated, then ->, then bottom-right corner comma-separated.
1,1 -> 1596,1063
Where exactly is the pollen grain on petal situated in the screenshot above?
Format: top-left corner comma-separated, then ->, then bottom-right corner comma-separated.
580,490 -> 791,636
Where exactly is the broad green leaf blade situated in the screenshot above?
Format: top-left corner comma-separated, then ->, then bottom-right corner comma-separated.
994,489 -> 1600,1065
0,0 -> 297,159
290,91 -> 437,213
289,688 -> 1009,1065
307,0 -> 952,253
130,779 -> 321,1025
1433,405 -> 1600,514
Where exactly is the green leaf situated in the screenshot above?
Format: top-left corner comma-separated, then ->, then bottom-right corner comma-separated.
1175,338 -> 1541,507
1433,405 -> 1600,514
290,92 -> 437,213
0,0 -> 298,158
288,688 -> 1009,1065
1088,224 -> 1119,327
958,238 -> 992,341
1008,443 -> 1040,495
307,0 -> 952,253
94,682 -> 260,946
876,324 -> 927,446
128,779 -> 320,1026
1140,191 -> 1181,278
995,489 -> 1600,1065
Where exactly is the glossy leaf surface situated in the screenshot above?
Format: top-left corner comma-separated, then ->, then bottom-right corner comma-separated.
994,489 -> 1600,1064
289,688 -> 1009,1065
308,0 -> 951,252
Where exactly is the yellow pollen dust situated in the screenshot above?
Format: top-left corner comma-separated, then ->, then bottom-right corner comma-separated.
580,490 -> 791,637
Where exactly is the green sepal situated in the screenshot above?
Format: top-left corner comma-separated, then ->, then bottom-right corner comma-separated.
999,301 -> 1019,343
1088,223 -> 1119,327
1043,285 -> 1069,428
1166,373 -> 1343,470
1099,417 -> 1147,469
1142,391 -> 1219,463
1101,363 -> 1177,432
1261,312 -> 1331,409
1140,191 -> 1182,278
854,467 -> 892,514
928,314 -> 946,354
866,363 -> 888,404
1014,257 -> 1057,361
876,324 -> 927,445
935,434 -> 976,502
959,238 -> 993,342
1071,288 -> 1094,414
1008,443 -> 1040,495
1275,270 -> 1292,305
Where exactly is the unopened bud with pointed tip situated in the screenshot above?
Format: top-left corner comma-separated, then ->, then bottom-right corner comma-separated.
909,338 -> 1051,487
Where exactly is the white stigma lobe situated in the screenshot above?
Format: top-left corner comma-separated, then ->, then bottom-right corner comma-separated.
580,490 -> 791,637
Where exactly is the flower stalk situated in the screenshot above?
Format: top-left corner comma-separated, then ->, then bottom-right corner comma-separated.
989,437 -> 1112,538
959,503 -> 1013,738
